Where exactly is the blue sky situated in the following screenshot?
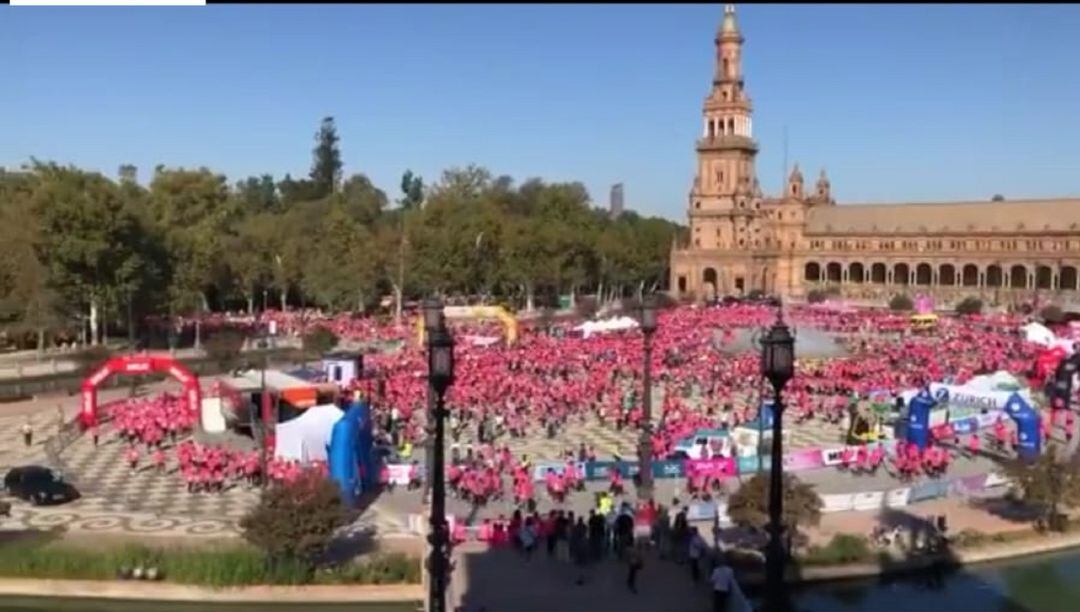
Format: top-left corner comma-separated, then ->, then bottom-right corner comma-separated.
2,4 -> 1079,221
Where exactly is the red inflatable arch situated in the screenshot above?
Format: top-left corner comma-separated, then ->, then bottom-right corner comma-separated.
80,353 -> 201,428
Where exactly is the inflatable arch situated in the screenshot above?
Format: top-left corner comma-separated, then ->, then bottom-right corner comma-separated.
906,387 -> 1041,461
328,395 -> 377,508
416,305 -> 518,345
79,353 -> 201,428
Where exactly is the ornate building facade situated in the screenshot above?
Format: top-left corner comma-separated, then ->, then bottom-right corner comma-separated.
670,6 -> 1080,306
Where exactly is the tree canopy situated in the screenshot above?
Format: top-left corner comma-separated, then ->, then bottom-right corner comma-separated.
0,117 -> 684,349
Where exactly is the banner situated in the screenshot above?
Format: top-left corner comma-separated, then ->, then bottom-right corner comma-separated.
387,463 -> 416,485
784,448 -> 826,471
907,480 -> 949,503
950,474 -> 988,496
686,500 -> 721,521
652,459 -> 686,479
886,487 -> 911,508
821,493 -> 855,513
686,457 -> 737,479
851,491 -> 885,511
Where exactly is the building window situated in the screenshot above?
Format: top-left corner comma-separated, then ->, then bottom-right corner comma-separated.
695,201 -> 701,210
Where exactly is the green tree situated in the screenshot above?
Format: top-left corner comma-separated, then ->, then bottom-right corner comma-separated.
338,173 -> 387,225
889,294 -> 914,311
301,203 -> 377,312
30,162 -> 146,346
1041,305 -> 1066,325
204,325 -> 248,372
236,175 -> 280,213
302,325 -> 340,358
149,167 -> 237,319
240,470 -> 352,573
310,116 -> 343,199
398,170 -> 424,210
1003,444 -> 1080,532
955,296 -> 984,315
727,472 -> 824,545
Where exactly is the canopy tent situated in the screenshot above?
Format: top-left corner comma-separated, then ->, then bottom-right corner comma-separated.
273,403 -> 344,463
573,316 -> 640,339
1023,322 -> 1075,354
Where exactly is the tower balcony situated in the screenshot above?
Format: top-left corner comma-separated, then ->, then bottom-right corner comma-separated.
696,135 -> 758,153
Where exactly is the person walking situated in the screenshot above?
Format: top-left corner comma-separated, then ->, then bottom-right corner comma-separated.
626,542 -> 644,594
21,420 -> 33,448
688,527 -> 707,584
709,555 -> 749,612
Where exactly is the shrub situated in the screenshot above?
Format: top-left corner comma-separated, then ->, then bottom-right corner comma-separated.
302,325 -> 340,357
954,296 -> 983,316
204,325 -> 247,371
889,294 -> 914,312
240,470 -> 353,571
574,296 -> 599,320
806,289 -> 828,304
803,534 -> 873,565
952,529 -> 988,548
1040,305 -> 1066,325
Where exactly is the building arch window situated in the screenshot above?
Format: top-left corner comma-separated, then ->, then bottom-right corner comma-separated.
986,265 -> 1003,288
695,201 -> 701,210
1036,266 -> 1053,290
1009,264 -> 1027,289
961,264 -> 978,287
915,263 -> 932,286
727,118 -> 735,134
1061,266 -> 1078,291
825,262 -> 842,283
849,262 -> 865,284
804,262 -> 821,282
893,263 -> 910,286
939,264 -> 956,286
870,263 -> 886,284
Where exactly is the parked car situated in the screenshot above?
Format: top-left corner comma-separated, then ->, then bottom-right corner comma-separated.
3,465 -> 80,506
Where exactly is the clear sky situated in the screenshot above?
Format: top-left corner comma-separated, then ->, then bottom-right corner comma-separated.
3,3 -> 1079,221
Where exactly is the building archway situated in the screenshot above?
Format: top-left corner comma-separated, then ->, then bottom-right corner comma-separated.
870,263 -> 887,284
893,263 -> 910,286
961,264 -> 979,287
1062,266 -> 1078,291
939,264 -> 956,286
1036,265 -> 1053,290
703,267 -> 719,299
1009,264 -> 1028,289
80,353 -> 201,428
826,262 -> 842,283
915,263 -> 933,286
986,265 -> 1003,288
804,262 -> 821,282
849,262 -> 865,284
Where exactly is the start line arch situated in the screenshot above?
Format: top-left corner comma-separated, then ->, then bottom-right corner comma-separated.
80,353 -> 201,428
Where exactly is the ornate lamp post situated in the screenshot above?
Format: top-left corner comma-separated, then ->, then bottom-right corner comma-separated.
760,309 -> 795,612
637,295 -> 658,501
423,298 -> 455,612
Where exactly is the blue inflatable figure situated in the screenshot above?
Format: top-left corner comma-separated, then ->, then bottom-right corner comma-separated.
328,405 -> 361,508
1003,392 -> 1041,463
906,387 -> 937,451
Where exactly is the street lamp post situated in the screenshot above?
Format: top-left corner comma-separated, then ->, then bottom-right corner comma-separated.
423,298 -> 455,612
760,309 -> 795,612
637,296 -> 658,501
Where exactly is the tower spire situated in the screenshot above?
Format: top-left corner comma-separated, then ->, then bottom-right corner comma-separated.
721,4 -> 739,35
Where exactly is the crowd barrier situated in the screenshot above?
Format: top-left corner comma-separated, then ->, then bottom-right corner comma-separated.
387,408 -> 1009,487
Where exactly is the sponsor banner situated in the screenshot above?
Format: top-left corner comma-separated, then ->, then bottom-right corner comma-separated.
929,383 -> 1030,412
686,500 -> 720,521
736,456 -> 761,474
886,487 -> 911,508
532,461 -> 585,482
387,463 -> 416,485
950,474 -> 988,495
907,480 -> 949,503
821,493 -> 855,513
851,491 -> 885,511
686,457 -> 737,479
652,460 -> 686,479
784,448 -> 826,471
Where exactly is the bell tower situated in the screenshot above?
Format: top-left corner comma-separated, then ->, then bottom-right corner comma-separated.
688,4 -> 761,252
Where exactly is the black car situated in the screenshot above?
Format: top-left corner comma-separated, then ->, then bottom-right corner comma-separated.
3,465 -> 80,506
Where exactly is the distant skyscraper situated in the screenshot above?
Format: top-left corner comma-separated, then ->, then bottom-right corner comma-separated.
609,183 -> 625,216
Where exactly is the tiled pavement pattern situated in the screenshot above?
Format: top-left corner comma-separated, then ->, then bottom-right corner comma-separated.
0,407 -> 408,538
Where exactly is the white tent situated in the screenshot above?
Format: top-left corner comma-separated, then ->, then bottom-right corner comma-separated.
1022,322 -> 1075,354
273,403 -> 344,463
573,316 -> 640,339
